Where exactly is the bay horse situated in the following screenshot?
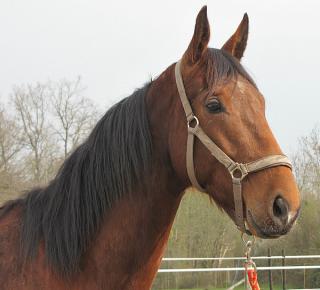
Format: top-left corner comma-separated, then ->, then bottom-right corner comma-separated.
0,6 -> 300,290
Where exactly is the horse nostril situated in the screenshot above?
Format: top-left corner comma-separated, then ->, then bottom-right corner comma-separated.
273,196 -> 289,221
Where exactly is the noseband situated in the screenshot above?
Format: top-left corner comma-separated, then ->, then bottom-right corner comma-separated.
175,60 -> 292,234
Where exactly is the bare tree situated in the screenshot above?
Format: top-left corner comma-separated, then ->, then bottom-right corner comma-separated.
12,83 -> 57,183
49,77 -> 99,158
1,78 -> 98,202
292,125 -> 320,198
0,105 -> 27,200
0,106 -> 24,173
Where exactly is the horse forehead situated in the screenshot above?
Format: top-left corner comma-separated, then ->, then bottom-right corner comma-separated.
233,77 -> 262,102
236,79 -> 248,94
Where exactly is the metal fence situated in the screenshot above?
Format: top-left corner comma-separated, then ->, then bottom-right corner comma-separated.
156,254 -> 320,289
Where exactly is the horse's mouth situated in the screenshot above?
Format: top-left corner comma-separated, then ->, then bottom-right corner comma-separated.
246,210 -> 298,239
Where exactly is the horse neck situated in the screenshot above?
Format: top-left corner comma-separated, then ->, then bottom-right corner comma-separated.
84,71 -> 184,289
86,182 -> 182,289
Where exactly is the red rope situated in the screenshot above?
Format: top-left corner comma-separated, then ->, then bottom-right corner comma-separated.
246,266 -> 260,290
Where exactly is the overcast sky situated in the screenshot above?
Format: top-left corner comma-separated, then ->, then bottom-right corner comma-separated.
0,0 -> 319,153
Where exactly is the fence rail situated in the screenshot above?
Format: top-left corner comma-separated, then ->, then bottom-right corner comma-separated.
162,255 -> 320,261
160,255 -> 320,272
158,265 -> 320,273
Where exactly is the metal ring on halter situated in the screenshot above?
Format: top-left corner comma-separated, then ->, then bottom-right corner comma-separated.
187,115 -> 199,129
241,232 -> 256,247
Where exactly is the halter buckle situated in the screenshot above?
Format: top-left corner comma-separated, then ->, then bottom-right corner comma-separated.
228,162 -> 248,181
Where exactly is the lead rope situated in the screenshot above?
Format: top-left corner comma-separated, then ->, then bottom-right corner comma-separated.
242,234 -> 260,290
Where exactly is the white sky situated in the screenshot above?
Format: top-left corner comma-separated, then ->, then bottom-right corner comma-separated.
0,0 -> 319,153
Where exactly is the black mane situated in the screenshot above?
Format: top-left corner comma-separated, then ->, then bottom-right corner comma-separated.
2,83 -> 153,276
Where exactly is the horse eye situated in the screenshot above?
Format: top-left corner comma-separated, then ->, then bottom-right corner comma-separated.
206,98 -> 223,114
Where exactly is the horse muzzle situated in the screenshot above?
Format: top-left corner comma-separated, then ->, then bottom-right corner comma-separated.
246,201 -> 300,238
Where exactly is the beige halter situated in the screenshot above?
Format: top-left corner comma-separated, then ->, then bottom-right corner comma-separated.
175,60 -> 292,234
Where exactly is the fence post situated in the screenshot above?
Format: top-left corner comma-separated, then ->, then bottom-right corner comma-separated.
268,248 -> 273,290
282,249 -> 286,290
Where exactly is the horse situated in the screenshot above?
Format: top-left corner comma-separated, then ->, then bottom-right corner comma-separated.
0,6 -> 300,290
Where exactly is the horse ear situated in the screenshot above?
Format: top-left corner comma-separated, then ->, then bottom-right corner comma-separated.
182,6 -> 210,65
221,13 -> 249,60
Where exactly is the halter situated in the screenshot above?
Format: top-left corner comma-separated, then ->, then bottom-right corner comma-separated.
175,60 -> 292,234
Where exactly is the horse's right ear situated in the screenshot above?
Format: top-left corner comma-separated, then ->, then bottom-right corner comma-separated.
221,13 -> 249,60
182,6 -> 210,66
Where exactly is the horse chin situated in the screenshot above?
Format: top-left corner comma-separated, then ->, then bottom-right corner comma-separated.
245,210 -> 293,239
